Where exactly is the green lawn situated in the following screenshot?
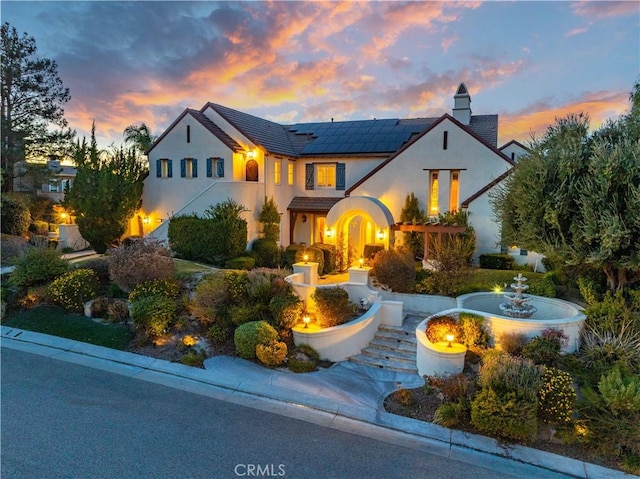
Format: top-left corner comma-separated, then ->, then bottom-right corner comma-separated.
3,306 -> 133,350
173,258 -> 216,276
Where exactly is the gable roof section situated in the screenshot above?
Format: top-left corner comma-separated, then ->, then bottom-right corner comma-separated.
147,108 -> 243,154
499,139 -> 529,152
202,102 -> 298,157
346,113 -> 514,195
460,169 -> 511,208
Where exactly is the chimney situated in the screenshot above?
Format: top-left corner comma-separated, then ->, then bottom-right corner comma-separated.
453,83 -> 471,125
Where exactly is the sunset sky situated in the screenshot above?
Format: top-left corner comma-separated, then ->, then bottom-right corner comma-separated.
3,1 -> 639,150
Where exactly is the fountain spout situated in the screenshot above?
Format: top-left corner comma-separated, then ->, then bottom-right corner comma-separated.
499,273 -> 537,318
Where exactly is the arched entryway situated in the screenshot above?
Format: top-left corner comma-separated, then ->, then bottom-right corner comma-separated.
246,160 -> 258,182
325,196 -> 395,262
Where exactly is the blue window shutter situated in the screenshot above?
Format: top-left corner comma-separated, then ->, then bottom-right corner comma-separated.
305,164 -> 314,190
180,159 -> 186,178
206,158 -> 213,177
217,158 -> 224,178
156,159 -> 161,178
192,158 -> 198,178
336,163 -> 345,190
168,159 -> 173,178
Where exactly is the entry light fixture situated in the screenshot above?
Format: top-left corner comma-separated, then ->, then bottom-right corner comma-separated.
325,227 -> 333,238
246,150 -> 257,160
377,229 -> 385,241
142,216 -> 150,225
358,257 -> 364,268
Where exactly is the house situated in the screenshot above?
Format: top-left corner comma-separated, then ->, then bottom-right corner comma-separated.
12,158 -> 76,203
141,83 -> 521,263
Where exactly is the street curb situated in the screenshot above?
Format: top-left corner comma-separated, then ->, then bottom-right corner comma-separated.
1,326 -> 635,479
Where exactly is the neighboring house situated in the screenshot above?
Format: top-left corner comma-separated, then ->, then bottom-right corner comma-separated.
12,158 -> 76,203
141,83 -> 522,263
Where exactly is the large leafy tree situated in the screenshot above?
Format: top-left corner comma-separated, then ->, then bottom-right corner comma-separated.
1,22 -> 74,192
492,81 -> 640,291
64,123 -> 147,253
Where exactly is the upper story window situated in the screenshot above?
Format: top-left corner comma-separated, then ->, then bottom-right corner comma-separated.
317,165 -> 335,188
156,159 -> 173,179
49,179 -> 70,193
288,162 -> 294,185
443,131 -> 448,150
429,171 -> 439,216
181,158 -> 197,178
305,163 -> 345,190
449,171 -> 459,212
187,125 -> 191,143
206,157 -> 224,178
274,159 -> 281,185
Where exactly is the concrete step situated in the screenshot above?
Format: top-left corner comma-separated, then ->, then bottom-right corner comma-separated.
349,354 -> 419,374
361,347 -> 415,363
374,329 -> 417,345
369,337 -> 416,354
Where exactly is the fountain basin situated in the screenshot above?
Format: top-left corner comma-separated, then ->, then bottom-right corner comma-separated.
455,292 -> 585,352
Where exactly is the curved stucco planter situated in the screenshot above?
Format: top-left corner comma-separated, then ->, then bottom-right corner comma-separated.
416,318 -> 467,377
292,303 -> 381,362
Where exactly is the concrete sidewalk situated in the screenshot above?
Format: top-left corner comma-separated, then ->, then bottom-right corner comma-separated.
0,326 -> 633,479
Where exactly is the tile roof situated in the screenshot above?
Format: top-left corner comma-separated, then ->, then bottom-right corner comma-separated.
287,196 -> 344,212
200,104 -> 499,157
188,110 -> 244,153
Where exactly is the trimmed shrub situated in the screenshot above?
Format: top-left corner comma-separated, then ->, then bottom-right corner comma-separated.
108,239 -> 174,292
528,273 -> 556,297
9,247 -> 69,287
256,340 -> 288,367
128,278 -> 181,302
229,303 -> 269,326
313,243 -> 337,274
294,246 -> 325,275
269,293 -> 304,330
225,256 -> 255,270
48,269 -> 99,313
191,274 -> 229,326
458,312 -> 489,350
370,248 -> 416,293
284,244 -> 305,267
130,295 -> 176,337
224,271 -> 249,305
522,335 -> 562,366
598,367 -> 640,414
1,196 -> 31,236
471,388 -> 538,443
479,253 -> 515,270
251,238 -> 279,268
425,315 -> 461,344
234,320 -> 278,359
538,367 -> 576,425
312,287 -> 356,328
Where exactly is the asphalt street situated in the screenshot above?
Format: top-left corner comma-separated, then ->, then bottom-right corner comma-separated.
1,347 -> 535,479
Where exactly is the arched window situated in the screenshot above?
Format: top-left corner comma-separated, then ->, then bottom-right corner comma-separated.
246,159 -> 258,182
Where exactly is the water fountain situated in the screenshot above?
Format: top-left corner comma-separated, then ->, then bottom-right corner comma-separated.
499,273 -> 537,318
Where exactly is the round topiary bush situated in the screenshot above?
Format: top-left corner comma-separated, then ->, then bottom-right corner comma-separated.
1,196 -> 31,236
256,340 -> 288,367
269,293 -> 303,330
234,320 -> 278,359
48,269 -> 99,313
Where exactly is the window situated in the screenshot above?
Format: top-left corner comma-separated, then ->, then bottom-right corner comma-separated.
180,158 -> 197,178
317,165 -> 335,188
156,159 -> 173,178
274,159 -> 281,185
443,131 -> 448,150
449,171 -> 459,212
187,125 -> 191,143
206,157 -> 224,178
429,171 -> 439,215
49,179 -> 70,193
305,163 -> 345,190
287,162 -> 294,185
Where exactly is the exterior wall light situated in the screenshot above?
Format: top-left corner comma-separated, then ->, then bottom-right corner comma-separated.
377,229 -> 385,241
246,150 -> 257,160
142,216 -> 150,225
325,227 -> 333,238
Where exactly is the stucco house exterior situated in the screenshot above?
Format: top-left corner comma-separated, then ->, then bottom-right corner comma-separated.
140,83 -> 526,264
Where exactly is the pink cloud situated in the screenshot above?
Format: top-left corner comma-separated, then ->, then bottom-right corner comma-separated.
565,26 -> 589,37
571,1 -> 639,18
500,89 -> 631,144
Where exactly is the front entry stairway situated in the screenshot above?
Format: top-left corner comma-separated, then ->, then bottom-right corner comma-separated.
349,314 -> 426,375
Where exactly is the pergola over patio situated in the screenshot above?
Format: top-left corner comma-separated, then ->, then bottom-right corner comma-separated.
390,223 -> 467,259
